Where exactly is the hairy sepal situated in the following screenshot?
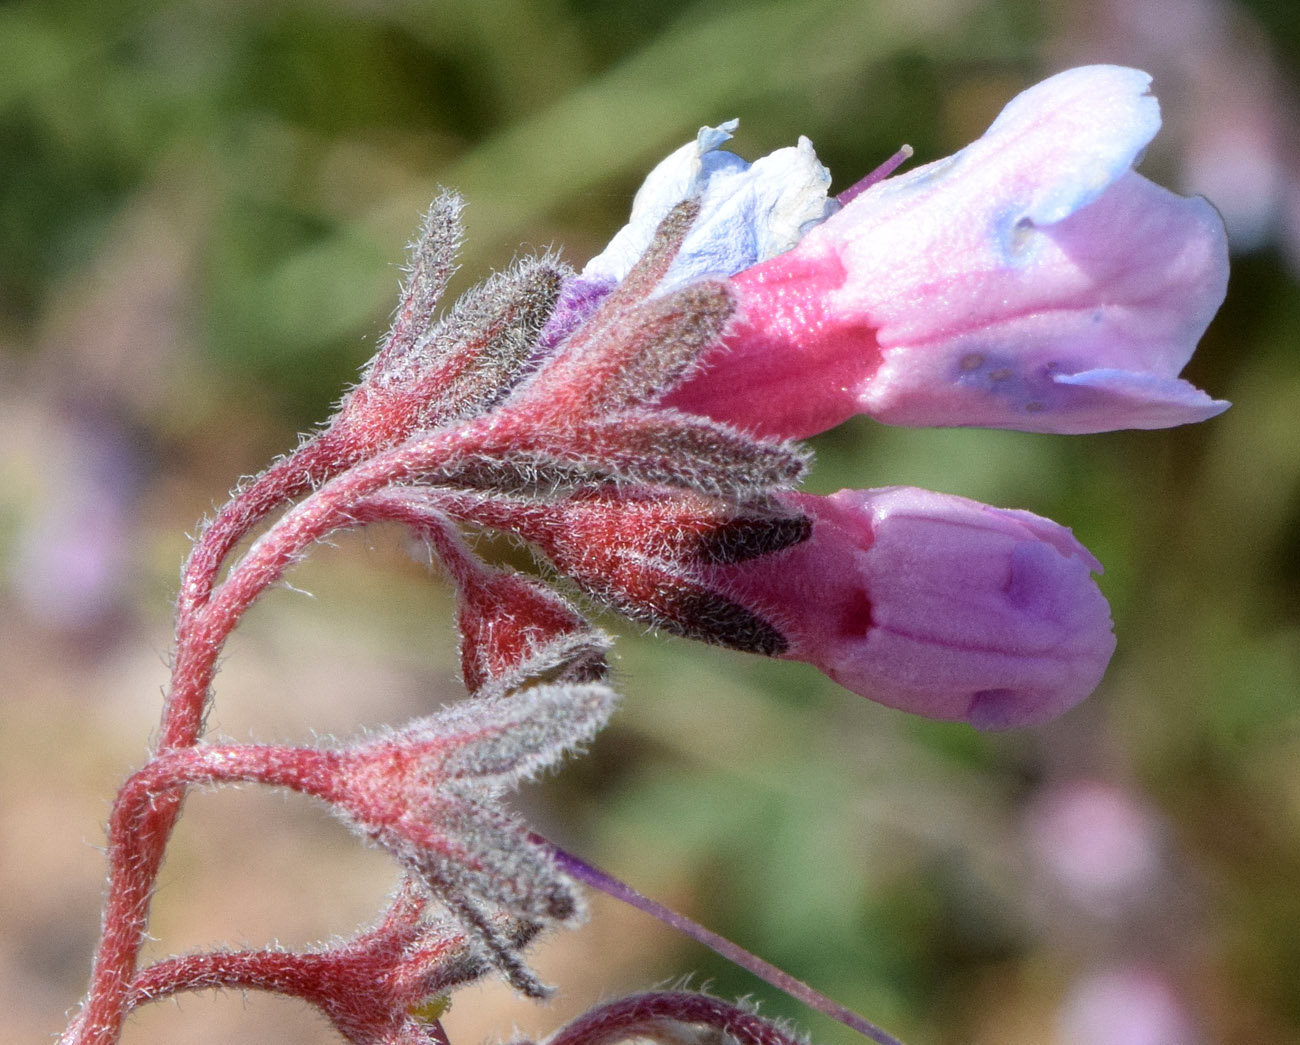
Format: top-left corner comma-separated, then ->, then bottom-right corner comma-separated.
337,253 -> 566,462
512,202 -> 703,404
588,560 -> 790,656
510,279 -> 734,421
549,495 -> 808,654
333,682 -> 617,995
568,409 -> 810,496
429,408 -> 806,502
441,490 -> 811,655
505,199 -> 741,425
454,565 -> 610,698
368,190 -> 465,381
408,254 -> 567,423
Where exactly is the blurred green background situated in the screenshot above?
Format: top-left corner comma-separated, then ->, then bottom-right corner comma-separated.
3,1 -> 1298,1043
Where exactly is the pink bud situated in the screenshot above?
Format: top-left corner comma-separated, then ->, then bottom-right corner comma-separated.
669,66 -> 1229,438
715,487 -> 1115,728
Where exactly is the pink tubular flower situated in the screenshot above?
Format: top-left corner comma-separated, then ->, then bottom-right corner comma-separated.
713,487 -> 1116,728
513,66 -> 1229,726
652,66 -> 1230,437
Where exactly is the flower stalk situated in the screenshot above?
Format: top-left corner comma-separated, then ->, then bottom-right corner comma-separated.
542,841 -> 905,1045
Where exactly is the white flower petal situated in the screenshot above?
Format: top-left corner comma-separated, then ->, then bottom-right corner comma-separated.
583,121 -> 837,291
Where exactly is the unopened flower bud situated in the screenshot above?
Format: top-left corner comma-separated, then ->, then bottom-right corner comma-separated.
472,490 -> 809,656
715,487 -> 1115,728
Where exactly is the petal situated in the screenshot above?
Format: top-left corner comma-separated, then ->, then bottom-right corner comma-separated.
965,64 -> 1161,224
855,171 -> 1231,433
583,121 -> 838,291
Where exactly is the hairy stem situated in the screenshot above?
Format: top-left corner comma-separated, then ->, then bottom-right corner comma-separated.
177,433 -> 355,621
70,424 -> 484,1044
544,991 -> 806,1045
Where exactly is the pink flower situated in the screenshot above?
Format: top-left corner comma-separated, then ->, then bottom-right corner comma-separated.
1058,964 -> 1201,1045
712,487 -> 1116,728
515,66 -> 1229,725
334,70 -> 1229,728
651,66 -> 1229,437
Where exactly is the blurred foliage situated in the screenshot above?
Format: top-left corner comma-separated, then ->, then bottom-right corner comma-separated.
3,1 -> 1299,1043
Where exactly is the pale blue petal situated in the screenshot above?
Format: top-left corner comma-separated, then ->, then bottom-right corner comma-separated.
583,121 -> 837,291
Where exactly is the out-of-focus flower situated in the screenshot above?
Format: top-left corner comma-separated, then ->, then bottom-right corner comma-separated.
10,404 -> 145,636
1058,964 -> 1202,1045
711,487 -> 1115,728
1025,779 -> 1167,917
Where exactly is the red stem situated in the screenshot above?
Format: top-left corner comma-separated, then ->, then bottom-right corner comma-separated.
177,434 -> 353,621
545,992 -> 805,1045
127,948 -> 338,1010
70,423 -> 486,1044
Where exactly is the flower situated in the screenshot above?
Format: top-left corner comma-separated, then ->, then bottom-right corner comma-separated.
494,66 -> 1229,726
338,69 -> 1229,730
439,479 -> 1112,729
710,487 -> 1116,729
583,66 -> 1229,438
537,120 -> 837,352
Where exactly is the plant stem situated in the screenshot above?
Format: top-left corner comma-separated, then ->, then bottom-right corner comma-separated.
542,840 -> 906,1045
68,426 -> 480,1044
